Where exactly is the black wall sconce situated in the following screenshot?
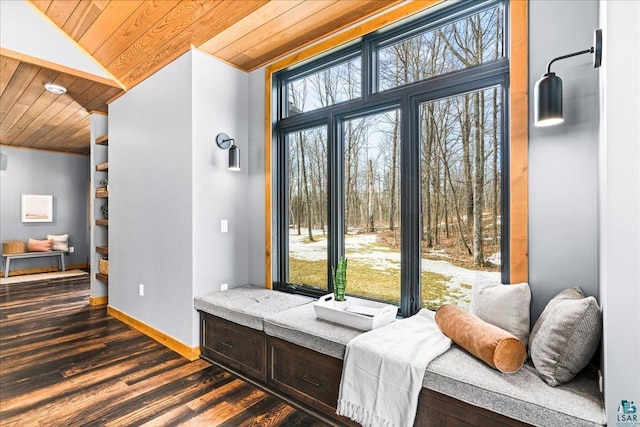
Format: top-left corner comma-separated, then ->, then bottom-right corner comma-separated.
216,133 -> 240,171
534,29 -> 603,127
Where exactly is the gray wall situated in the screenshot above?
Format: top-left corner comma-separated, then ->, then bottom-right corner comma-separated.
109,50 -> 249,347
0,146 -> 89,269
528,0 -> 599,322
110,52 -> 194,346
247,67 -> 266,287
598,0 -> 640,422
191,49 -> 249,344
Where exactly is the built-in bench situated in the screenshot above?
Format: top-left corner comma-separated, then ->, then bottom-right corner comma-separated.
195,286 -> 606,427
2,251 -> 67,278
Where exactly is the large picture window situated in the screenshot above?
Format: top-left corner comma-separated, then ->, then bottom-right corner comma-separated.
273,0 -> 510,317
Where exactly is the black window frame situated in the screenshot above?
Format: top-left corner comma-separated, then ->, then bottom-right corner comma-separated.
273,0 -> 510,317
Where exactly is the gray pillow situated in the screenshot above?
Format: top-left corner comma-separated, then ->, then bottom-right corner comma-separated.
471,280 -> 531,346
529,287 -> 602,386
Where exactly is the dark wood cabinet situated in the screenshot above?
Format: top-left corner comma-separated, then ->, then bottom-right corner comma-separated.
200,313 -> 267,382
416,388 -> 531,427
268,337 -> 343,416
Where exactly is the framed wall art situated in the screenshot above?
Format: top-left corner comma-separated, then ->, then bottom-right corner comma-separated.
21,194 -> 53,222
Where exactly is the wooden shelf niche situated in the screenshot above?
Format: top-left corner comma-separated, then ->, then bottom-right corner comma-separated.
96,162 -> 109,172
96,188 -> 109,198
95,133 -> 109,288
95,134 -> 109,146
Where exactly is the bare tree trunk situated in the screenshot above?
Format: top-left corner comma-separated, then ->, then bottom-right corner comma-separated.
422,107 -> 433,247
367,159 -> 375,232
472,92 -> 485,266
444,151 -> 472,256
438,135 -> 472,255
299,132 -> 314,242
389,111 -> 399,231
433,131 -> 441,246
492,87 -> 499,245
345,120 -> 353,230
492,15 -> 501,246
462,96 -> 473,226
296,143 -> 302,236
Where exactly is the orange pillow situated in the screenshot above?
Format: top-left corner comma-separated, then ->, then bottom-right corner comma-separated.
435,304 -> 526,373
27,238 -> 53,252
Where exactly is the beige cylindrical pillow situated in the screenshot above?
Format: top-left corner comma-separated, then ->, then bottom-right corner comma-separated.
435,304 -> 526,373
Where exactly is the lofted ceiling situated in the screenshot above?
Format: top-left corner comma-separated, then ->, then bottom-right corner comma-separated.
1,0 -> 404,154
0,53 -> 122,154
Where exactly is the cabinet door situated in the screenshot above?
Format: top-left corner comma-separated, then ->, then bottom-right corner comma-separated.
416,388 -> 532,427
200,313 -> 267,382
268,337 -> 343,414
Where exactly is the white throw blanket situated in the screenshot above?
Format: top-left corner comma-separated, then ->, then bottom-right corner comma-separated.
336,309 -> 452,427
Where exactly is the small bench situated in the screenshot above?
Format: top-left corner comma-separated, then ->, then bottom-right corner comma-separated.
2,251 -> 67,278
196,287 -> 606,427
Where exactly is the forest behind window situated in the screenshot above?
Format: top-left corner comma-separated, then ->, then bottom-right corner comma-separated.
276,0 -> 507,315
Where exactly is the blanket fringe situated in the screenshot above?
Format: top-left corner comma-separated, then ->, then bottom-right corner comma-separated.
337,400 -> 395,427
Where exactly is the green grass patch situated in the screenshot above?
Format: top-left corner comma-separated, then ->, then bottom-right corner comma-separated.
289,257 -> 468,309
299,234 -> 327,244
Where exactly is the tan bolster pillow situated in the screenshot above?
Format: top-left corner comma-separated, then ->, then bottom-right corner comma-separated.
27,238 -> 53,252
435,304 -> 526,373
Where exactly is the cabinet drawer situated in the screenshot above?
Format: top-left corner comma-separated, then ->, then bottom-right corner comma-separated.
268,337 -> 343,414
200,313 -> 267,382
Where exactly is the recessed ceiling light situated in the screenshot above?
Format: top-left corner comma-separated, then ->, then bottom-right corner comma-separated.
44,83 -> 67,95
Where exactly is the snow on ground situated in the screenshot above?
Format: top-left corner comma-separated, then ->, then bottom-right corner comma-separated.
289,229 -> 500,292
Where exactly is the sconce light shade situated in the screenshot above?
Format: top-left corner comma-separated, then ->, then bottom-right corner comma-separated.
534,29 -> 602,127
229,144 -> 240,171
216,133 -> 241,171
534,72 -> 563,127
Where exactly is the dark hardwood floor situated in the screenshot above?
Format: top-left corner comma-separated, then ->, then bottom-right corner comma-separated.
0,277 -> 328,427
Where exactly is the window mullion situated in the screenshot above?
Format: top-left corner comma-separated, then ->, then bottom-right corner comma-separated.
362,38 -> 373,101
401,95 -> 421,317
328,113 -> 342,294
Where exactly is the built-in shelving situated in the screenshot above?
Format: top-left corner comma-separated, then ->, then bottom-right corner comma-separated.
95,135 -> 109,146
93,127 -> 109,299
96,162 -> 109,172
96,188 -> 109,198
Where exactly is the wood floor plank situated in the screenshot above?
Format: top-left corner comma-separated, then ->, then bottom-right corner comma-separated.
0,276 -> 328,427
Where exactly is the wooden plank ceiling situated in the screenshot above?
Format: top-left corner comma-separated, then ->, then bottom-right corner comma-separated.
1,0 -> 402,154
0,53 -> 122,154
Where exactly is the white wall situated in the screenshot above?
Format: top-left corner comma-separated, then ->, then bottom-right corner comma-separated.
528,0 -> 599,322
109,50 -> 249,347
599,1 -> 640,424
247,67 -> 267,287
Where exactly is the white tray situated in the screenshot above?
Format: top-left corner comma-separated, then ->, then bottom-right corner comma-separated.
313,294 -> 398,331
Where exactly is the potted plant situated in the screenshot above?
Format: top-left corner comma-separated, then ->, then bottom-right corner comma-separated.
99,179 -> 109,192
332,256 -> 348,308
